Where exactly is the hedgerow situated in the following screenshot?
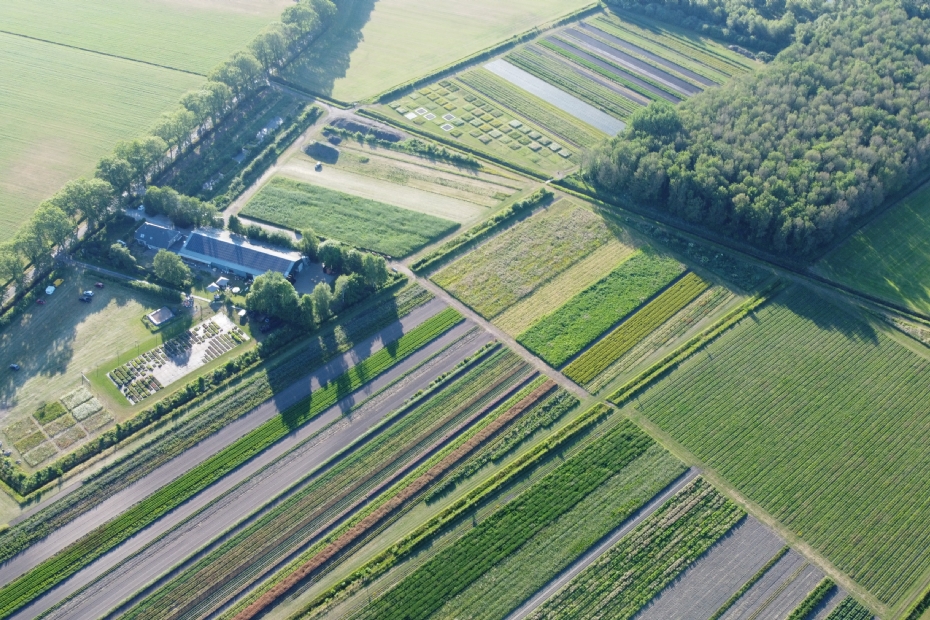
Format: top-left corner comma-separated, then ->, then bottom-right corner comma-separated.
787,579 -> 837,620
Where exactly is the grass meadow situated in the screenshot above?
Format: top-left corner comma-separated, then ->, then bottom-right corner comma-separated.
282,0 -> 595,102
432,201 -> 620,318
0,0 -> 290,74
0,33 -> 202,241
630,285 -> 930,611
817,183 -> 930,315
241,176 -> 459,257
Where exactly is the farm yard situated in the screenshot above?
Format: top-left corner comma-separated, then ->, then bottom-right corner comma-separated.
817,182 -> 930,315
279,0 -> 595,102
628,285 -> 930,610
240,176 -> 459,257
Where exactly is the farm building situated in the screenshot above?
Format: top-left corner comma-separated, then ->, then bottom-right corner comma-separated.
178,229 -> 302,278
135,222 -> 183,251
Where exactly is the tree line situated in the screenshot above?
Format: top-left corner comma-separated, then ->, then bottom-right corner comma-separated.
584,0 -> 930,256
0,0 -> 338,290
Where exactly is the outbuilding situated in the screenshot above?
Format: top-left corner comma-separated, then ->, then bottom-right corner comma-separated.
178,229 -> 301,278
135,222 -> 183,251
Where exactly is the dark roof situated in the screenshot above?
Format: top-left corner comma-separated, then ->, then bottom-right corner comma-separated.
135,223 -> 181,249
182,233 -> 297,274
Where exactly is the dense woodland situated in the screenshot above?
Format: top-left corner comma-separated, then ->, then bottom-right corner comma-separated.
585,1 -> 930,255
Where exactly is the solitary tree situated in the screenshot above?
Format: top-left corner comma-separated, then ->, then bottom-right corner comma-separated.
246,271 -> 299,322
361,254 -> 389,289
298,227 -> 319,260
318,240 -> 343,272
109,243 -> 136,270
311,281 -> 333,321
153,250 -> 192,287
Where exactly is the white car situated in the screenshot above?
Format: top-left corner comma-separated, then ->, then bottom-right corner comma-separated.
83,290 -> 94,297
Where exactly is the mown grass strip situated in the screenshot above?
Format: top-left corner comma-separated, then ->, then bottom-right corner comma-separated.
787,578 -> 837,620
707,546 -> 790,620
527,478 -> 744,620
518,250 -> 684,367
355,420 -> 654,620
564,272 -> 709,385
0,308 -> 463,620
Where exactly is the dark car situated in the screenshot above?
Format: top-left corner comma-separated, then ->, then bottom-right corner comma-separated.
94,282 -> 104,289
36,299 -> 45,305
79,295 -> 91,303
9,364 -> 20,371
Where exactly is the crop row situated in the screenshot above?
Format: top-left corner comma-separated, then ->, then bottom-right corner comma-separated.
233,379 -> 560,620
528,478 -> 743,620
518,250 -> 684,367
707,546 -> 789,620
506,46 -> 640,118
633,286 -> 930,605
0,308 -> 462,620
787,578 -> 836,620
355,420 -> 656,620
579,21 -> 727,86
828,597 -> 874,620
591,15 -> 752,77
586,286 -> 731,393
456,70 -> 603,147
126,345 -> 528,620
564,272 -> 709,386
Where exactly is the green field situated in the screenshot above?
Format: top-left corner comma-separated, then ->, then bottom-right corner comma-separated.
517,251 -> 685,367
281,0 -> 595,102
0,0 -> 289,74
630,285 -> 930,608
817,183 -> 930,315
0,33 -> 202,241
241,176 -> 459,257
433,202 -> 619,318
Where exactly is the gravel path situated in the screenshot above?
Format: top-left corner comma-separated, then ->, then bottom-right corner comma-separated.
632,517 -> 785,620
28,325 -> 492,620
505,468 -> 700,620
0,298 -> 447,588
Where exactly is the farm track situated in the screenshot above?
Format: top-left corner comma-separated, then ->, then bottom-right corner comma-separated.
505,467 -> 700,620
31,326 -> 495,620
631,517 -> 785,620
0,299 -> 447,588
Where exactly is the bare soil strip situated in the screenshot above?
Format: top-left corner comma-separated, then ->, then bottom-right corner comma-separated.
721,551 -> 825,620
632,517 -> 785,620
505,467 -> 701,620
0,300 -> 448,589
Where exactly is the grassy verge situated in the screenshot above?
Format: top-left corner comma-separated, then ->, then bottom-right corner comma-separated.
0,308 -> 462,619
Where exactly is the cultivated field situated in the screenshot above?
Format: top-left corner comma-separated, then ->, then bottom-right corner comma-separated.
630,285 -> 930,609
718,550 -> 825,620
817,183 -> 930,315
280,0 -> 595,102
528,477 -> 744,620
433,201 -> 622,318
0,0 -> 291,74
241,176 -> 459,257
0,33 -> 201,241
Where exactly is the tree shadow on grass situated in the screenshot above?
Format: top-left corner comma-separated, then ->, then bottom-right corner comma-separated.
283,0 -> 378,98
772,284 -> 880,346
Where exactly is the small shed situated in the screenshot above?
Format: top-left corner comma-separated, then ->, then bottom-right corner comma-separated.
147,307 -> 175,326
206,282 -> 220,293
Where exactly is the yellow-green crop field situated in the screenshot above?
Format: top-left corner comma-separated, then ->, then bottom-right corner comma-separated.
283,0 -> 596,102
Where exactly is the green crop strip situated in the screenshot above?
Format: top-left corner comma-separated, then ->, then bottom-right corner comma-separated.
787,578 -> 836,620
518,250 -> 684,367
355,420 -> 654,620
827,597 -> 875,620
528,478 -> 743,619
564,272 -> 709,385
0,308 -> 462,620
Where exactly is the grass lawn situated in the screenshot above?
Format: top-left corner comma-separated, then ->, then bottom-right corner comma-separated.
0,0 -> 290,74
629,285 -> 930,612
0,33 -> 201,241
241,176 -> 459,257
281,0 -> 595,102
432,201 -> 620,318
817,183 -> 930,315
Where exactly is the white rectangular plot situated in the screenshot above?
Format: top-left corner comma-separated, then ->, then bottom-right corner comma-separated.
484,59 -> 626,136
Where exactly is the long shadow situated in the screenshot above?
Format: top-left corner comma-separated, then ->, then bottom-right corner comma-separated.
775,285 -> 879,346
283,0 -> 378,98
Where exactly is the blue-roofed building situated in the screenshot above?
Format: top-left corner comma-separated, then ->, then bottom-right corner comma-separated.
134,222 -> 183,251
178,229 -> 301,278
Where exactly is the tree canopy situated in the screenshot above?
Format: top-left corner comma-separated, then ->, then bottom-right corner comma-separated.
585,1 -> 930,256
153,250 -> 192,287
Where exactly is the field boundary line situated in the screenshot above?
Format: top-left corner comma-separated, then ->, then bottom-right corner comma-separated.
504,467 -> 700,620
0,29 -> 206,76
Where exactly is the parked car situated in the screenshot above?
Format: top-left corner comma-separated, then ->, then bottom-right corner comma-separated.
94,282 -> 104,289
82,290 -> 94,297
36,299 -> 45,305
79,296 -> 91,303
9,364 -> 21,371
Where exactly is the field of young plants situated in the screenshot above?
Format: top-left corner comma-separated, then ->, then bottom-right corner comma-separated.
630,285 -> 930,609
433,201 -> 624,318
516,251 -> 685,367
527,477 -> 743,620
352,420 -> 679,620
